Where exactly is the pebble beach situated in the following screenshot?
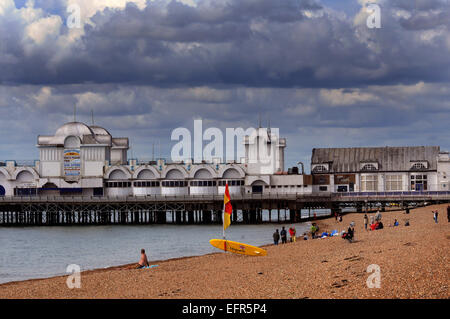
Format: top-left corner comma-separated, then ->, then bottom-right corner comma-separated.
0,204 -> 448,299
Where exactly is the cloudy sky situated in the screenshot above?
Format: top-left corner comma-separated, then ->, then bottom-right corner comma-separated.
0,0 -> 449,170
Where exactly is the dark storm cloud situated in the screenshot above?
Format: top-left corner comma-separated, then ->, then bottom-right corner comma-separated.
399,10 -> 450,30
1,0 -> 450,167
1,82 -> 449,165
391,0 -> 447,11
1,0 -> 449,87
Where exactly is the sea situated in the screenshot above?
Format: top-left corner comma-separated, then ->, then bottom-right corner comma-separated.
0,209 -> 331,284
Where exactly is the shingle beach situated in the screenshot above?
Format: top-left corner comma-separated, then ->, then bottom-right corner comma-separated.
0,204 -> 448,299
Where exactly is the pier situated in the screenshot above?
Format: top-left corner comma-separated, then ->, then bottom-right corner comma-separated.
1,192 -> 449,226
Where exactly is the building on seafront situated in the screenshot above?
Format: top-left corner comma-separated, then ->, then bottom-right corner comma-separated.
0,121 -> 302,197
0,121 -> 449,197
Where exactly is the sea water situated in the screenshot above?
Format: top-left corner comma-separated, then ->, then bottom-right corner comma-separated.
0,218 -> 327,284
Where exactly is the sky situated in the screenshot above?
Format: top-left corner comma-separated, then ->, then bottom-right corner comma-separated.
0,0 -> 449,171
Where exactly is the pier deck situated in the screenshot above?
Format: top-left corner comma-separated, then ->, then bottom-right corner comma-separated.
1,192 -> 449,226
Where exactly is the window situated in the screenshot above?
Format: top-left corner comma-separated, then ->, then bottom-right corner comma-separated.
385,175 -> 402,191
361,164 -> 377,171
361,175 -> 378,191
411,174 -> 427,191
411,163 -> 426,170
312,165 -> 327,173
319,186 -> 328,191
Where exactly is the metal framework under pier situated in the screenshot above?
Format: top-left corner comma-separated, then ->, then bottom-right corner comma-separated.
0,193 -> 449,226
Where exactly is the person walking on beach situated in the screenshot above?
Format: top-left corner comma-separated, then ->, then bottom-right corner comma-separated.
280,226 -> 287,244
433,210 -> 438,224
338,214 -> 342,223
363,214 -> 368,230
447,206 -> 450,222
334,211 -> 338,222
273,229 -> 280,245
136,248 -> 149,269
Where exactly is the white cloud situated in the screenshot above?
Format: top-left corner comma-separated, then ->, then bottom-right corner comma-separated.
66,0 -> 147,21
25,15 -> 62,44
0,0 -> 15,16
319,89 -> 377,106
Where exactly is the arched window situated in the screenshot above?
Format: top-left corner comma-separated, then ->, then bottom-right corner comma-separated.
411,163 -> 426,170
312,165 -> 327,173
361,164 -> 377,171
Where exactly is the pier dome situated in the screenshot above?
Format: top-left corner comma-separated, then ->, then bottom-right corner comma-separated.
90,125 -> 112,136
55,122 -> 95,138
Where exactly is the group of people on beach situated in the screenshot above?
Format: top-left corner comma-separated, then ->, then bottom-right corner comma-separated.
272,226 -> 297,244
137,205 -> 450,268
362,210 -> 384,231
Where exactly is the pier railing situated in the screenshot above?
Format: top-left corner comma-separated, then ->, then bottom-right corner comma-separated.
1,191 -> 449,226
1,190 -> 450,203
0,193 -> 330,203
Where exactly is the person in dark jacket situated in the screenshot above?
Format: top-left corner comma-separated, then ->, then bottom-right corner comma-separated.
280,227 -> 287,244
447,206 -> 450,222
343,226 -> 353,243
273,229 -> 280,245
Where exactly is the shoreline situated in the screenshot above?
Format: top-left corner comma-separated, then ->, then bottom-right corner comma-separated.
0,220 -> 318,287
0,205 -> 448,298
0,231 -> 299,288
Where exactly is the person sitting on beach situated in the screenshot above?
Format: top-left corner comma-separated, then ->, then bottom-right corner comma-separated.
375,210 -> 382,222
393,219 -> 399,227
370,222 -> 378,231
342,226 -> 353,242
310,224 -> 318,239
137,248 -> 149,269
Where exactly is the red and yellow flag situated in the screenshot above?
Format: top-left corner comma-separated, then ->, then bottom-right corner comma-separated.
223,183 -> 232,230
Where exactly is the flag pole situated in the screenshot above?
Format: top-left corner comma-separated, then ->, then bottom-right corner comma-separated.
222,185 -> 226,252
223,202 -> 226,240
